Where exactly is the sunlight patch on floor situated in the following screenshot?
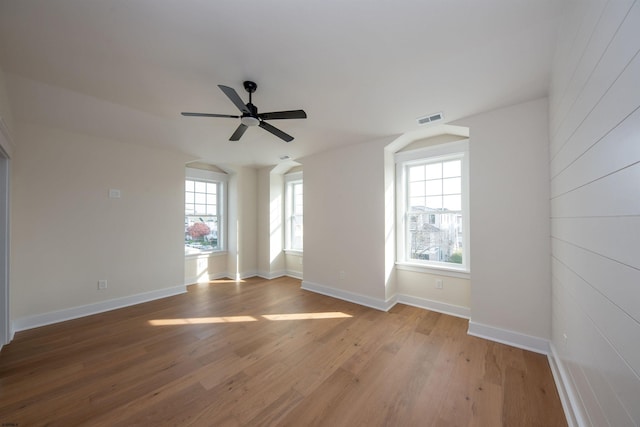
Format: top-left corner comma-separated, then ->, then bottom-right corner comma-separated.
149,316 -> 258,326
261,312 -> 352,321
148,312 -> 352,326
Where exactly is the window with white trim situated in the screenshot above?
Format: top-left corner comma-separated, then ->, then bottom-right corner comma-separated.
285,172 -> 303,251
185,167 -> 227,255
396,140 -> 469,272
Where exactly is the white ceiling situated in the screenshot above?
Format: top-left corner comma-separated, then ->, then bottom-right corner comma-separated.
0,0 -> 560,167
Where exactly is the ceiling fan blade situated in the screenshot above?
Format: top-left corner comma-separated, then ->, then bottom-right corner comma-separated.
229,124 -> 248,141
181,112 -> 240,118
218,85 -> 250,114
259,121 -> 294,142
258,110 -> 307,120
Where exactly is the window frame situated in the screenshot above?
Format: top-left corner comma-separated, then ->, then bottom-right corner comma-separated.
185,167 -> 228,256
395,140 -> 470,275
284,171 -> 303,253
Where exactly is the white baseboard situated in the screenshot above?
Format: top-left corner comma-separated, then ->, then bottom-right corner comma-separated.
467,320 -> 550,354
187,271 -> 303,283
1,328 -> 14,351
184,273 -> 226,285
396,294 -> 470,319
301,280 -> 395,311
285,270 -> 303,280
257,270 -> 286,280
184,276 -> 202,285
548,343 -> 587,427
256,270 -> 303,281
12,285 -> 187,333
237,270 -> 258,280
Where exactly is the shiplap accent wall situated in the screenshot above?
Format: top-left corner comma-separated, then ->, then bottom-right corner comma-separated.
549,0 -> 640,425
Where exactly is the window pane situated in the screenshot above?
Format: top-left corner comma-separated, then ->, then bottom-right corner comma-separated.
401,151 -> 466,268
292,214 -> 303,250
286,179 -> 304,251
409,181 -> 424,197
443,177 -> 461,195
195,181 -> 206,193
408,165 -> 424,182
443,195 -> 461,211
425,196 -> 442,209
185,215 -> 219,254
409,197 -> 425,210
407,212 -> 463,265
186,178 -> 223,254
293,183 -> 303,216
424,163 -> 442,180
424,180 -> 442,196
206,216 -> 218,234
206,182 -> 217,194
443,160 -> 461,178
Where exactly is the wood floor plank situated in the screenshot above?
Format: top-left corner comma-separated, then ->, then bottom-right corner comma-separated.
0,277 -> 567,426
277,367 -> 359,426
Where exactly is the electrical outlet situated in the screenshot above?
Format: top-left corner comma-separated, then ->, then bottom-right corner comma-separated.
339,270 -> 346,280
435,279 -> 443,289
563,333 -> 568,345
98,280 -> 108,290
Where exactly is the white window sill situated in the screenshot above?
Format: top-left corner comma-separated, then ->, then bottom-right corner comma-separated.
284,249 -> 303,256
395,262 -> 470,279
185,250 -> 228,259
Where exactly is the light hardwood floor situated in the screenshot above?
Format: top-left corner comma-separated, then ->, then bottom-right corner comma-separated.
0,276 -> 566,426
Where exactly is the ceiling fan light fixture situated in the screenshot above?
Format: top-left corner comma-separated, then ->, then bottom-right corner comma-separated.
241,116 -> 260,127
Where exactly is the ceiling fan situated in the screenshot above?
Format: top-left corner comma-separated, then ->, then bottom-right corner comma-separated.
181,81 -> 307,142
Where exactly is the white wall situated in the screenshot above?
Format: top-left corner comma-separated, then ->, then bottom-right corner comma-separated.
383,147 -> 396,301
455,98 -> 551,342
183,163 -> 229,284
0,67 -> 14,134
11,123 -> 186,321
257,166 -> 287,279
390,132 -> 471,314
396,269 -> 470,315
284,252 -> 303,279
184,253 -> 228,284
301,138 -> 391,306
257,165 -> 305,280
549,0 -> 640,425
257,166 -> 272,277
226,166 -> 258,279
0,66 -> 13,348
302,115 -> 548,323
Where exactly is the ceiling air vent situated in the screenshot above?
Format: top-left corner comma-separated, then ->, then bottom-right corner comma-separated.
416,112 -> 443,126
